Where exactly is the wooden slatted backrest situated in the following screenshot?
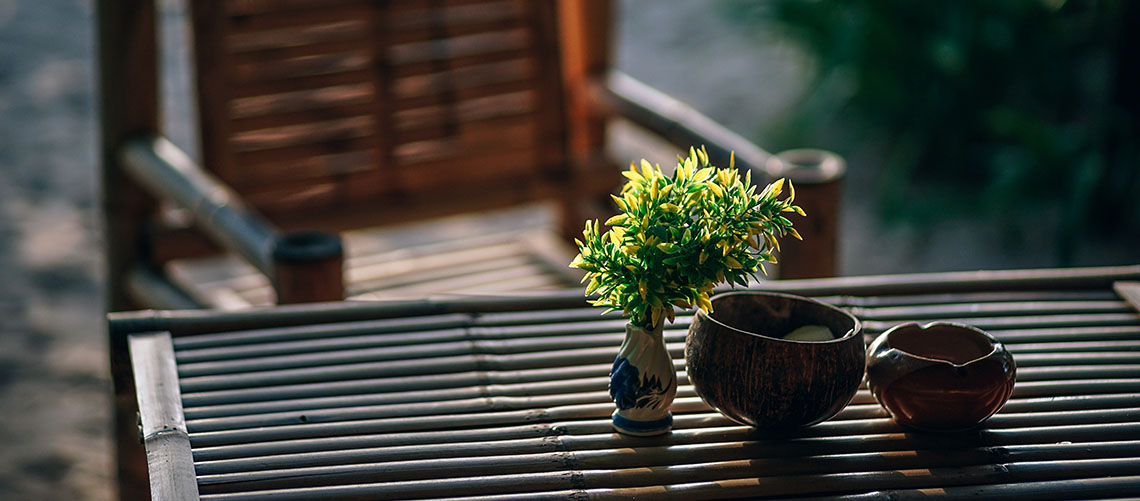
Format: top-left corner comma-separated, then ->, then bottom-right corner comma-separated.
189,0 -> 576,228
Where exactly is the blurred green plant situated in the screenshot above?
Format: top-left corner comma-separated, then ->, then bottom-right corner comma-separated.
726,0 -> 1140,261
570,146 -> 803,330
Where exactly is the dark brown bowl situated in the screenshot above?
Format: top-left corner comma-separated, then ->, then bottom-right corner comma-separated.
685,291 -> 865,429
866,322 -> 1016,431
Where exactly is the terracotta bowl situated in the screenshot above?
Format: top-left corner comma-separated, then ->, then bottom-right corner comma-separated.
685,291 -> 865,429
866,322 -> 1016,431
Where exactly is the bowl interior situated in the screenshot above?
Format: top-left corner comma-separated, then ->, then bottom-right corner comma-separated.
887,324 -> 996,365
707,292 -> 858,342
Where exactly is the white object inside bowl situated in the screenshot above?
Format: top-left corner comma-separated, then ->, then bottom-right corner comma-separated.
783,325 -> 834,341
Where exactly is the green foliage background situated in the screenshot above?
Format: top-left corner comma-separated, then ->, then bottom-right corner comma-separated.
724,0 -> 1140,262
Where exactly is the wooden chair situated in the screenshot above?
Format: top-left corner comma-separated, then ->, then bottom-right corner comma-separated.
100,2 -> 845,495
101,0 -> 846,314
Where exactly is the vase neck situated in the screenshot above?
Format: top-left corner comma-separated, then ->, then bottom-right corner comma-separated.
627,322 -> 665,338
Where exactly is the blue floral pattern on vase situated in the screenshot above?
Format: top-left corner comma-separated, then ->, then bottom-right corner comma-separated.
609,323 -> 677,436
610,357 -> 667,411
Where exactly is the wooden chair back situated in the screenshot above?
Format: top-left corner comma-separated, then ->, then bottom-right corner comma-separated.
189,0 -> 602,231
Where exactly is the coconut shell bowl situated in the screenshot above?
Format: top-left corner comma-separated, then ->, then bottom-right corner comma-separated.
866,322 -> 1016,431
685,291 -> 865,430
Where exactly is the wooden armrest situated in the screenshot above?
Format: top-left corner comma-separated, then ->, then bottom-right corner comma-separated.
591,70 -> 774,174
119,135 -> 343,303
591,72 -> 845,278
120,135 -> 278,274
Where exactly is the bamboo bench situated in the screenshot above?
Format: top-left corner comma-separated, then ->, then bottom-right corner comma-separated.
111,265 -> 1140,499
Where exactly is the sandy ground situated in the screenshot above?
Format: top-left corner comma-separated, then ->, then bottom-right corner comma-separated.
0,1 -> 1135,499
0,0 -> 111,499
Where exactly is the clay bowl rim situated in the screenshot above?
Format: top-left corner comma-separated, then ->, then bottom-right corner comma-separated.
698,291 -> 862,344
880,322 -> 1001,368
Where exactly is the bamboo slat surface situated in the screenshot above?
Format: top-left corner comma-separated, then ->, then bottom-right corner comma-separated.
123,266 -> 1140,499
166,203 -> 581,309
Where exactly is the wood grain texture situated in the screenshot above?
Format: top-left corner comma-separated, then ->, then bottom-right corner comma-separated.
98,0 -> 161,496
272,231 -> 345,304
187,0 -> 576,227
769,149 -> 845,279
686,291 -> 866,430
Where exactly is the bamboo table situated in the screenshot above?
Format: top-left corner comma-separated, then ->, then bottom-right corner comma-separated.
110,265 -> 1140,500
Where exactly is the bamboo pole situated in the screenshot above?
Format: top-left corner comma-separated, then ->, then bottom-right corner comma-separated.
199,448 -> 1138,494
182,375 -> 1140,434
181,361 -> 628,407
173,313 -> 473,351
130,332 -> 199,500
195,455 -> 1140,500
176,327 -> 649,375
822,290 -> 1118,308
1003,340 -> 1140,353
178,360 -> 1140,422
176,327 -> 1140,393
183,376 -> 614,420
435,474 -> 1140,501
1015,365 -> 1140,381
185,378 -> 1140,448
192,407 -> 1140,477
862,313 -> 1140,334
190,391 -> 1140,460
847,300 -> 1131,320
174,308 -> 1136,365
175,311 -> 1130,370
178,343 -> 682,393
177,321 -> 1140,382
177,346 -> 1140,396
823,474 -> 1140,500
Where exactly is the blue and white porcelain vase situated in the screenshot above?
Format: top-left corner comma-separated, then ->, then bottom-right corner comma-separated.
609,322 -> 677,436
